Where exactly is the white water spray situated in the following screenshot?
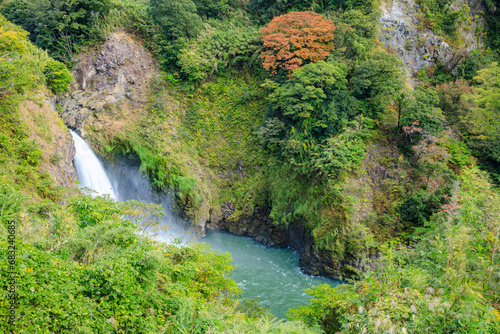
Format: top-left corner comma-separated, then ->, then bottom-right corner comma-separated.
71,130 -> 117,199
70,129 -> 190,242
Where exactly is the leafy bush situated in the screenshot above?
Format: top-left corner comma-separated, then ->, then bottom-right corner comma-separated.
259,60 -> 366,179
400,87 -> 445,134
192,0 -> 240,18
456,49 -> 499,81
0,14 -> 47,100
399,187 -> 446,228
351,51 -> 404,115
415,0 -> 470,45
43,59 -> 73,94
330,10 -> 377,61
177,16 -> 261,81
445,139 -> 473,168
148,0 -> 202,39
249,0 -> 329,23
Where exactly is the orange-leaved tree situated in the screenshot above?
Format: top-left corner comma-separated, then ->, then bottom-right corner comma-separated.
260,11 -> 335,76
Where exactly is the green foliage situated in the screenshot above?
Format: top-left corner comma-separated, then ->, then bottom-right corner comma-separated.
2,0 -> 112,62
399,187 -> 446,228
351,51 -> 404,115
259,60 -> 366,179
461,62 -> 500,168
0,15 -> 63,200
249,0 -> 329,23
415,0 -> 471,46
400,87 -> 445,134
330,10 -> 378,61
0,191 -> 255,332
328,0 -> 376,14
0,14 -> 47,101
181,73 -> 268,208
192,0 -> 239,18
43,59 -> 73,94
148,0 -> 202,39
463,62 -> 500,140
0,179 -> 323,333
483,0 -> 500,51
456,49 -> 499,81
177,15 -> 261,81
445,139 -> 474,168
290,168 -> 500,333
436,78 -> 472,132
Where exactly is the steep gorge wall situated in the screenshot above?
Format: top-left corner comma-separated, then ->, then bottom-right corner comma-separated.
379,0 -> 484,76
58,32 -> 158,135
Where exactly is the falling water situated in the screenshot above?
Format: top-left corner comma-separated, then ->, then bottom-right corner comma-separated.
70,131 -> 335,319
71,130 -> 117,199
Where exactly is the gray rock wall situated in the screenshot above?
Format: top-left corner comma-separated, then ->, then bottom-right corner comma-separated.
379,0 -> 484,76
59,32 -> 157,132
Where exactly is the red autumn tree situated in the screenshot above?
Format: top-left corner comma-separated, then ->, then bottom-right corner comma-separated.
260,11 -> 335,76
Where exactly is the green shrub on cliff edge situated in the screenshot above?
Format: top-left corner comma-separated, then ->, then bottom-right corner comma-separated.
43,59 -> 73,94
0,14 -> 66,200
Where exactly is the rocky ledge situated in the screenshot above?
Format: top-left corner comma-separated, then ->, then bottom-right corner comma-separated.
59,32 -> 157,132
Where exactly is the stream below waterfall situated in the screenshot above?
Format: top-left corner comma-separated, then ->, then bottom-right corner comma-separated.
71,130 -> 336,319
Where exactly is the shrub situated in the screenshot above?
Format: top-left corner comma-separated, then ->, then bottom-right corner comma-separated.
148,0 -> 202,39
43,59 -> 73,94
177,17 -> 261,81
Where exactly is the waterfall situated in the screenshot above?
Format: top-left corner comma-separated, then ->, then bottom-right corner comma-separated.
71,129 -> 190,242
69,128 -> 334,318
70,130 -> 117,199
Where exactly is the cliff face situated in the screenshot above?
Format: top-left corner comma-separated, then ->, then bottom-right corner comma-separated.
379,0 -> 484,76
59,32 -> 158,134
19,97 -> 77,188
215,139 -> 404,279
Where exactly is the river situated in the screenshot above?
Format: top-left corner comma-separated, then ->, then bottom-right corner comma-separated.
70,130 -> 336,319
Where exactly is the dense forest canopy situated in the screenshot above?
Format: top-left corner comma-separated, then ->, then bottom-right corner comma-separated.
0,0 -> 500,332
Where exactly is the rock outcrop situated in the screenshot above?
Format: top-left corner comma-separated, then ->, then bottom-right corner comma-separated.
59,32 -> 157,132
379,0 -> 484,75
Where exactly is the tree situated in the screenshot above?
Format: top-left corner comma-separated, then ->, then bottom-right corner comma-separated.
249,0 -> 329,23
331,10 -> 377,61
260,11 -> 335,77
400,87 -> 445,135
463,62 -> 500,140
0,14 -> 45,103
259,60 -> 364,179
43,59 -> 73,94
192,0 -> 238,18
263,60 -> 349,140
351,51 -> 403,100
436,78 -> 472,131
2,0 -> 112,62
463,62 -> 500,166
351,51 -> 404,115
149,0 -> 202,39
